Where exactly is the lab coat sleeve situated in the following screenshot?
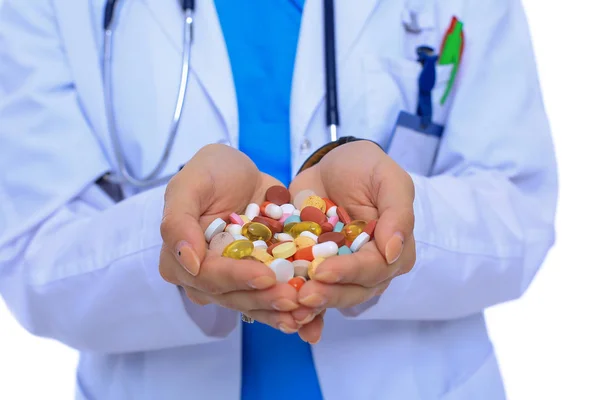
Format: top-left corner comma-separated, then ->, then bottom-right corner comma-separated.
0,0 -> 237,353
342,0 -> 557,320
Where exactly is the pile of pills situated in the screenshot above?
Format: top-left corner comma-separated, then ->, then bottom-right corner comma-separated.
204,186 -> 377,291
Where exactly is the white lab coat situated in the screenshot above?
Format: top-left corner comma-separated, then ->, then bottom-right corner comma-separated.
0,0 -> 557,398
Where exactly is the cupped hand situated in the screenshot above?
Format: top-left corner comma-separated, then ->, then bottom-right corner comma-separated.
159,144 -> 300,333
289,141 -> 417,341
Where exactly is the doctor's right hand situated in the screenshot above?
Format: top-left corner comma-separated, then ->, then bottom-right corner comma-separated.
158,144 -> 301,333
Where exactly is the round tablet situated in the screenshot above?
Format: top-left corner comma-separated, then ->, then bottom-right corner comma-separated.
266,186 -> 292,206
300,206 -> 327,224
267,240 -> 292,256
209,232 -> 235,254
269,259 -> 295,283
293,189 -> 316,210
350,232 -> 371,252
318,232 -> 345,247
320,222 -> 334,233
204,218 -> 226,242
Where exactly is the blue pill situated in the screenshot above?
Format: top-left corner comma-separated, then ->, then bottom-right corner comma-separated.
284,215 -> 301,226
338,246 -> 352,255
333,222 -> 344,232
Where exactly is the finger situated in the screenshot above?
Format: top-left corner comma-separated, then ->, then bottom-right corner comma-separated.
298,310 -> 325,344
207,283 -> 300,312
175,252 -> 277,294
243,310 -> 300,334
311,242 -> 391,287
160,170 -> 213,277
181,285 -> 212,306
291,306 -> 321,325
371,158 -> 415,265
298,280 -> 378,309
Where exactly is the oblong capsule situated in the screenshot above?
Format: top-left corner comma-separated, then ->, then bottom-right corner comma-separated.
290,221 -> 322,238
342,220 -> 367,242
222,240 -> 254,259
241,222 -> 272,242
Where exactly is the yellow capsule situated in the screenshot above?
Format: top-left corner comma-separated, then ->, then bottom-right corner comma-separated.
295,236 -> 316,249
241,255 -> 259,261
272,242 -> 297,259
283,222 -> 298,235
241,222 -> 272,241
290,221 -> 322,238
302,195 -> 327,212
342,220 -> 367,242
308,257 -> 326,280
240,215 -> 251,224
251,248 -> 274,265
222,240 -> 254,259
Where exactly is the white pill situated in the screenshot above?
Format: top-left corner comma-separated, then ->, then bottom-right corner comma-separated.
292,209 -> 301,216
253,240 -> 268,250
204,218 -> 226,242
244,203 -> 260,220
292,260 -> 310,278
233,234 -> 248,241
275,233 -> 294,242
280,203 -> 296,215
269,259 -> 295,283
312,241 -> 338,258
326,206 -> 338,218
264,203 -> 283,220
226,224 -> 243,236
350,232 -> 371,253
299,231 -> 319,242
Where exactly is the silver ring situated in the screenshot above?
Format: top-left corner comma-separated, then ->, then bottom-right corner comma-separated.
241,313 -> 254,323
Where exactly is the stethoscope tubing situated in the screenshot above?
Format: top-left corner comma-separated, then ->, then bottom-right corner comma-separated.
102,0 -> 337,188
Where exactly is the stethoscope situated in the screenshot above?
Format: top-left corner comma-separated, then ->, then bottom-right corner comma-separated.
102,0 -> 425,188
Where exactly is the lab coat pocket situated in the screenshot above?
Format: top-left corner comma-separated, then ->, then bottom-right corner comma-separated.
363,56 -> 453,176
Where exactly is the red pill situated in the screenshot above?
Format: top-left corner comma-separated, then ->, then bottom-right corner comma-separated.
288,276 -> 306,291
364,220 -> 377,238
336,206 -> 352,225
300,206 -> 327,224
320,222 -> 333,233
266,186 -> 291,206
253,216 -> 284,234
318,232 -> 345,247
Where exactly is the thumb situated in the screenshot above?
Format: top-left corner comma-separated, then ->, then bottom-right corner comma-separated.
160,171 -> 210,276
372,161 -> 415,265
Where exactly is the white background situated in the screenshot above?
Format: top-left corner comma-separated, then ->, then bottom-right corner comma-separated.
1,0 -> 599,399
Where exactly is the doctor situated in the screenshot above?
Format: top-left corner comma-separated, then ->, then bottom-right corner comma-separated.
0,0 -> 557,399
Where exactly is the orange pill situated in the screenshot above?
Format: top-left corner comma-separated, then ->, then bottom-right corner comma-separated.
300,206 -> 327,224
364,220 -> 377,237
336,206 -> 352,225
294,246 -> 315,262
288,276 -> 306,291
323,197 -> 336,211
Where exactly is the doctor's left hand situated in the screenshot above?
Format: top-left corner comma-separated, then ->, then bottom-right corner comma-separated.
289,141 -> 416,338
159,144 -> 305,333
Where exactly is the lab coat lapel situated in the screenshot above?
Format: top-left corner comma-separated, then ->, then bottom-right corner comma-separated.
291,0 -> 379,146
53,0 -> 115,165
142,0 -> 238,146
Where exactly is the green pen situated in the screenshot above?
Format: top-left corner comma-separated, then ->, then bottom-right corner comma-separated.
438,17 -> 464,105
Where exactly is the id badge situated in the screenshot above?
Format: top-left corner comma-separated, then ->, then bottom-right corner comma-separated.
385,111 -> 444,177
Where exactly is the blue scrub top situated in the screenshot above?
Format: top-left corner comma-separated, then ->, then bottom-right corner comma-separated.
213,1 -> 323,399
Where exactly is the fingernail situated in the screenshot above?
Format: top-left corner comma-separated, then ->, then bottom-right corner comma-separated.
272,299 -> 299,311
308,335 -> 322,345
296,313 -> 316,325
299,293 -> 327,308
278,323 -> 298,334
314,271 -> 341,283
248,276 -> 276,289
176,241 -> 200,276
385,232 -> 404,265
